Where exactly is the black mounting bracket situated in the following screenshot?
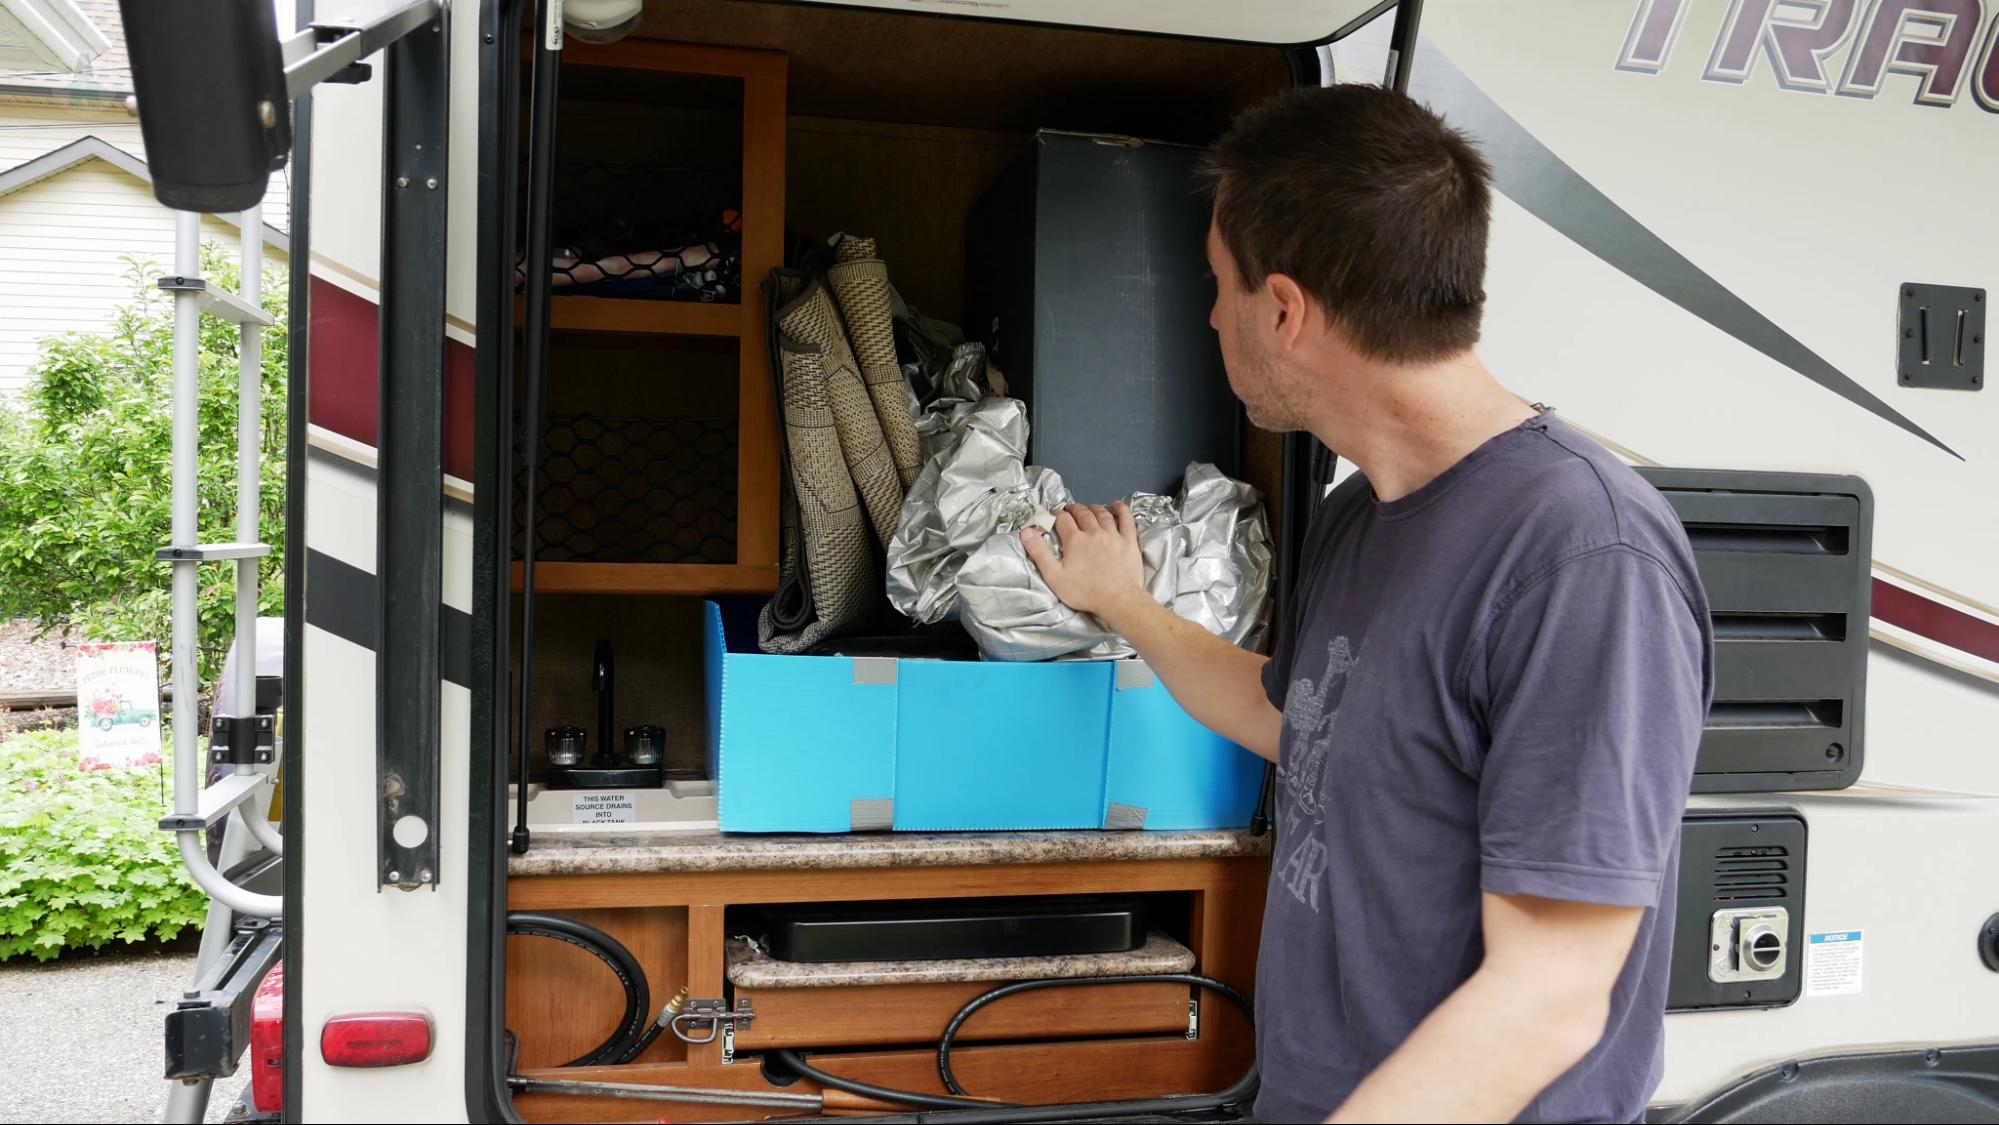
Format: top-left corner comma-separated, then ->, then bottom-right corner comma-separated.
1898,283 -> 1984,390
164,919 -> 283,1081
210,713 -> 277,766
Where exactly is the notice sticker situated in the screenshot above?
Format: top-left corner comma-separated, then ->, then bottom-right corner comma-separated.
571,791 -> 636,824
1805,930 -> 1863,997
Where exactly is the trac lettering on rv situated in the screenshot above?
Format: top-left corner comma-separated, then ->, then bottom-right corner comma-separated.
1618,0 -> 1999,111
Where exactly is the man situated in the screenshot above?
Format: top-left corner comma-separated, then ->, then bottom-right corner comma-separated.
1021,86 -> 1713,1124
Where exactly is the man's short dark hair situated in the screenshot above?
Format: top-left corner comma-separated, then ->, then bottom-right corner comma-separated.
1202,85 -> 1493,365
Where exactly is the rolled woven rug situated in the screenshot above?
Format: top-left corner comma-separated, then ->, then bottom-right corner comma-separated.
759,275 -> 878,654
774,273 -> 905,547
764,271 -> 814,636
828,235 -> 924,488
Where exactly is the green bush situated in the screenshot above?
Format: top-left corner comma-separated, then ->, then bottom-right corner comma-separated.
0,247 -> 287,684
0,728 -> 206,960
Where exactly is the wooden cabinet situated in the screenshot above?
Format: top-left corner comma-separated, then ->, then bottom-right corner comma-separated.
515,39 -> 784,598
506,844 -> 1269,1122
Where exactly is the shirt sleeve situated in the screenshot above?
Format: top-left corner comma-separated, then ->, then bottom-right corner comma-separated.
1470,544 -> 1710,908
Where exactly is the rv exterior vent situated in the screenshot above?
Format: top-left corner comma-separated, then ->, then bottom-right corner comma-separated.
1637,469 -> 1873,794
1669,812 -> 1806,1012
1712,845 -> 1789,902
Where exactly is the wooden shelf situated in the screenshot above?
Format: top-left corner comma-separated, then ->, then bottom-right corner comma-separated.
514,295 -> 743,338
510,561 -> 778,596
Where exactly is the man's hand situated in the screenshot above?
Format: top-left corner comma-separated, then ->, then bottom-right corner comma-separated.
1022,502 -> 1147,624
1023,500 -> 1283,761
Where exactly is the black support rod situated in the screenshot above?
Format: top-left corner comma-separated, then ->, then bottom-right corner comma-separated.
513,0 -> 563,855
1388,0 -> 1425,93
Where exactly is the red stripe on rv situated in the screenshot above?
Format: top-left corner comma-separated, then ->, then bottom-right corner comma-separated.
1872,579 -> 1999,666
305,273 -> 1999,668
307,276 -> 476,481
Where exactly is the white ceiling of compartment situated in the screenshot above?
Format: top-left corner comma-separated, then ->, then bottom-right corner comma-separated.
779,0 -> 1394,46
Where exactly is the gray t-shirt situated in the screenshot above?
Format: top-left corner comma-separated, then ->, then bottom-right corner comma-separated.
1253,412 -> 1712,1125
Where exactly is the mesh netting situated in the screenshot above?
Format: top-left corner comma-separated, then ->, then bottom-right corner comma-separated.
513,155 -> 745,303
514,414 -> 737,564
515,235 -> 742,304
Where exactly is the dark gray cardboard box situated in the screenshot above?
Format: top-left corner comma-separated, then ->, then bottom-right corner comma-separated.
965,130 -> 1239,503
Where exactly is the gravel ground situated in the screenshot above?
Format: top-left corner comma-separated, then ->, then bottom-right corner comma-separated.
0,620 -> 75,694
0,620 -> 79,734
0,940 -> 251,1124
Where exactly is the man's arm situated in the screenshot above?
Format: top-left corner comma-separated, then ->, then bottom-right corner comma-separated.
1326,893 -> 1643,1124
1022,502 -> 1281,761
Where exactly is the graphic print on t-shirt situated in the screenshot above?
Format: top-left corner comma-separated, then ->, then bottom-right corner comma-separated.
1275,635 -> 1355,911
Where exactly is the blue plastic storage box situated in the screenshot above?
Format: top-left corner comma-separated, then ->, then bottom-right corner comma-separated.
703,600 -> 1263,833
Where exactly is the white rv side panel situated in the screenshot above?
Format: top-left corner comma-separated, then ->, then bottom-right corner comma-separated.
1419,0 -> 1997,609
298,453 -> 477,1123
1668,790 -> 1999,1104
296,0 -> 483,1117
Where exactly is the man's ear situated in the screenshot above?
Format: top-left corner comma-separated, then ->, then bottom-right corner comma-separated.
1265,272 -> 1314,351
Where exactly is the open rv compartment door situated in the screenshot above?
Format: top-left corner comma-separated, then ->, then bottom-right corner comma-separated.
777,0 -> 1396,46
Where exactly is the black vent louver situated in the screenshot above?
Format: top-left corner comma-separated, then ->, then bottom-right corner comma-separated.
1712,844 -> 1790,903
1638,469 -> 1873,793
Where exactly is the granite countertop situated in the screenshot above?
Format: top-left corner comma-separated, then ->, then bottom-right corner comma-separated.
726,931 -> 1197,989
507,827 -> 1271,877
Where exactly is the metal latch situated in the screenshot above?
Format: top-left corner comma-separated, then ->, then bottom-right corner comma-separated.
1186,998 -> 1200,1040
670,997 -> 754,1060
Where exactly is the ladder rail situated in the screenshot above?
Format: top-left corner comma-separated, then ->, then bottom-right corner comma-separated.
234,204 -> 281,862
165,208 -> 281,919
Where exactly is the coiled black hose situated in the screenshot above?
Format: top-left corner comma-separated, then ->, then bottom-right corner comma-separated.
775,972 -> 1257,1116
940,974 -> 1255,1099
505,912 -> 667,1067
773,1049 -> 999,1111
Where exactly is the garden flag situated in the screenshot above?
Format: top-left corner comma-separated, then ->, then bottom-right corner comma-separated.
75,641 -> 162,765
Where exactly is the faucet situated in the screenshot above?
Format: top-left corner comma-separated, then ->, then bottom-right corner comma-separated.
591,639 -> 615,768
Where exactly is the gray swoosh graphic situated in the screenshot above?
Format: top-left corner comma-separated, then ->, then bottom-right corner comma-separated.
1408,43 -> 1960,460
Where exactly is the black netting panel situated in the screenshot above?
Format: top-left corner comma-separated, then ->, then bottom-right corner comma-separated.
514,414 -> 737,564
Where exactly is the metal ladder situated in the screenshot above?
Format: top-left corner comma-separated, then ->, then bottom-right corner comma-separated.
157,206 -> 284,1125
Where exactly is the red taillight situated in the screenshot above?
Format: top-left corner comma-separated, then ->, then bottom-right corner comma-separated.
320,1012 -> 434,1068
250,962 -> 285,1112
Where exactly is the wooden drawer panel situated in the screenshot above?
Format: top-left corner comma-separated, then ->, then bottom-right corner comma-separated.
733,978 -> 1188,1048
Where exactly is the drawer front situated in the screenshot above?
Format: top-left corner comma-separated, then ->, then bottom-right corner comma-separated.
733,979 -> 1190,1049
